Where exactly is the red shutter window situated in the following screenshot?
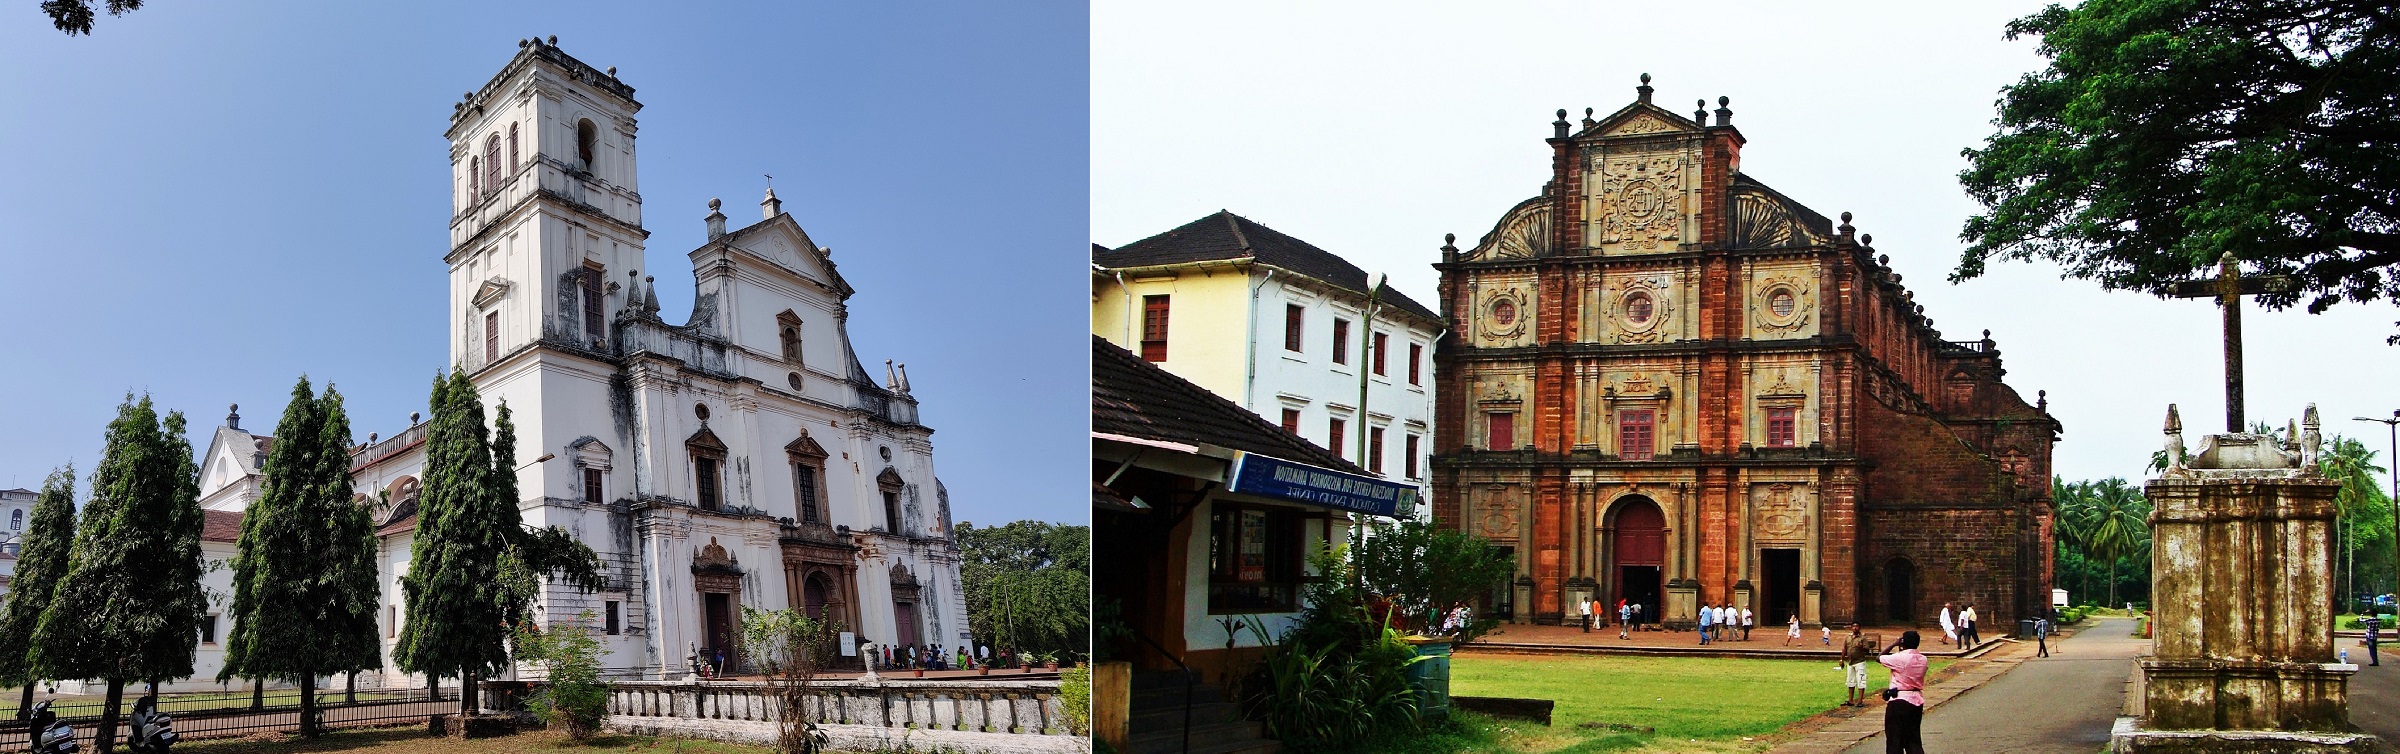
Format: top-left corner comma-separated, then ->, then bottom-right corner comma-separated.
1284,304 -> 1305,352
1372,332 -> 1388,376
581,268 -> 606,342
582,467 -> 603,504
1281,409 -> 1301,435
1405,434 -> 1421,478
1332,319 -> 1350,364
1408,343 -> 1423,385
1487,412 -> 1515,451
1766,407 -> 1797,448
1329,418 -> 1346,459
1141,295 -> 1170,362
1620,409 -> 1656,461
1369,427 -> 1385,473
484,136 -> 502,198
508,122 -> 520,171
484,312 -> 500,363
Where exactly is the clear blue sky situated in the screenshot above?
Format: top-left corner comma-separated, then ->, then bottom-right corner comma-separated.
0,2 -> 1090,527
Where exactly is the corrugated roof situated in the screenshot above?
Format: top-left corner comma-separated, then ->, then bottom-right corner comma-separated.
1096,211 -> 1443,324
1093,335 -> 1359,473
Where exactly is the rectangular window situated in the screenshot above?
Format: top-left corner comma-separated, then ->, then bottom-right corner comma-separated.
1207,505 -> 1306,613
1487,412 -> 1515,451
1284,304 -> 1305,352
387,605 -> 396,638
695,457 -> 721,511
883,490 -> 903,533
1408,343 -> 1423,385
1369,427 -> 1385,474
1372,332 -> 1388,376
1281,408 -> 1301,436
1766,407 -> 1797,448
795,464 -> 820,524
1140,294 -> 1171,362
201,614 -> 218,644
581,267 -> 606,343
1329,418 -> 1346,459
582,467 -> 603,504
1405,434 -> 1421,479
1620,409 -> 1656,461
484,311 -> 500,363
1332,319 -> 1350,364
605,600 -> 622,635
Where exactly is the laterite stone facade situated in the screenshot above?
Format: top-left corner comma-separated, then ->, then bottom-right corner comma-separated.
1431,78 -> 2059,631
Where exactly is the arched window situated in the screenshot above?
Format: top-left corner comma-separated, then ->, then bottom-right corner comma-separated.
9,510 -> 19,531
576,119 -> 598,170
483,135 -> 502,198
778,311 -> 804,363
507,122 -> 519,172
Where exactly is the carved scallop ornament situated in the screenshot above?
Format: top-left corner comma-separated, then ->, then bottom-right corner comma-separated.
1750,274 -> 1816,334
1460,197 -> 1550,262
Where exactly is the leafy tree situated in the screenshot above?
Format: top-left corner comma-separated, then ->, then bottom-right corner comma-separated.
2324,435 -> 2395,604
958,521 -> 1089,661
1956,0 -> 2400,338
31,395 -> 206,754
2056,477 -> 2153,607
218,379 -> 382,737
0,467 -> 75,717
395,371 -> 603,719
513,613 -> 609,740
739,607 -> 840,753
38,0 -> 142,35
1352,518 -> 1515,638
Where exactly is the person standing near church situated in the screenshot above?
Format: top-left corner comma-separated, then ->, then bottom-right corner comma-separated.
1879,630 -> 1929,753
1742,605 -> 1756,641
1698,600 -> 1714,645
1939,602 -> 1957,646
2364,614 -> 2381,666
1620,602 -> 1634,639
1840,624 -> 1874,708
1960,604 -> 1980,647
1579,597 -> 1593,632
2034,614 -> 2051,658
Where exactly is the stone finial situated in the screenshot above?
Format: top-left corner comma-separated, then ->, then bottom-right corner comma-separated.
1637,73 -> 1654,104
895,363 -> 913,395
1441,233 -> 1459,261
820,246 -> 833,258
2302,403 -> 2323,470
642,276 -> 660,315
1553,109 -> 1570,139
1696,99 -> 1708,124
761,187 -> 782,220
226,403 -> 240,430
547,35 -> 557,46
2037,390 -> 2048,411
1714,96 -> 1733,127
1838,212 -> 1855,242
519,38 -> 529,48
368,432 -> 378,444
606,66 -> 617,77
2164,403 -> 2187,471
410,411 -> 422,425
705,198 -> 728,240
885,359 -> 900,391
1582,107 -> 1597,131
1878,254 -> 1891,266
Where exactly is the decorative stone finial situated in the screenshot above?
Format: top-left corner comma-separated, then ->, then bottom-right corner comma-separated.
547,35 -> 557,45
410,411 -> 421,425
885,359 -> 900,390
820,246 -> 833,258
706,198 -> 728,240
1838,211 -> 1855,242
1714,95 -> 1733,126
606,66 -> 617,77
227,404 -> 240,430
1441,233 -> 1459,261
643,276 -> 660,315
1862,233 -> 1873,246
1878,254 -> 1890,265
1983,329 -> 1992,339
1553,109 -> 1570,139
368,432 -> 378,444
895,363 -> 912,394
1582,107 -> 1596,130
2164,403 -> 2188,471
1637,73 -> 1654,104
1696,99 -> 1708,123
2037,390 -> 2048,411
761,186 -> 782,220
2302,403 -> 2323,469
519,38 -> 529,48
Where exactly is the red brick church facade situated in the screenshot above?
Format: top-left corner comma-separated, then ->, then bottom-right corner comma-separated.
1431,78 -> 2059,630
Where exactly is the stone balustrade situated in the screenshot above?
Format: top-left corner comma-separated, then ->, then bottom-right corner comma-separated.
605,678 -> 1070,736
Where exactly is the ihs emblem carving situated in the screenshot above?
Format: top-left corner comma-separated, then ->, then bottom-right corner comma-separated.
1758,483 -> 1805,540
1596,154 -> 1686,251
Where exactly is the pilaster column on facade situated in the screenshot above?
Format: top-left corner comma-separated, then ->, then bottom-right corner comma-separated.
1533,472 -> 1568,624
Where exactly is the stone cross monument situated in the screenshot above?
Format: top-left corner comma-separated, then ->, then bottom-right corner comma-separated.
2116,404 -> 2375,752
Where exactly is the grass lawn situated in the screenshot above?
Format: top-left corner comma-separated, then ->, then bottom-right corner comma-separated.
1421,653 -> 1950,753
171,726 -> 775,754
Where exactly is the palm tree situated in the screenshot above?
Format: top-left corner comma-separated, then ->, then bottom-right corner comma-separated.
2076,478 -> 2152,608
2322,436 -> 2388,609
2052,477 -> 2095,602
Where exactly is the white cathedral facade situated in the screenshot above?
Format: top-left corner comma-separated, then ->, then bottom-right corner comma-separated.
176,38 -> 969,689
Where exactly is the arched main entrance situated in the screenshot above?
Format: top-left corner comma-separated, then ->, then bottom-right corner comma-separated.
1886,557 -> 1916,624
1608,497 -> 1666,615
804,573 -> 833,621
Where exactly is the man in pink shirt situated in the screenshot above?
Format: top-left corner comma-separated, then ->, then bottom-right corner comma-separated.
1878,630 -> 1928,753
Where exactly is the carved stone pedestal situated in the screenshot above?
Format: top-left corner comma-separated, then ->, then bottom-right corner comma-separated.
2113,406 -> 2378,753
1665,579 -> 1698,630
1801,581 -> 1824,627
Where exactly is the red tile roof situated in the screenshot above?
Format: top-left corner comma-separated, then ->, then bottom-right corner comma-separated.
201,509 -> 245,543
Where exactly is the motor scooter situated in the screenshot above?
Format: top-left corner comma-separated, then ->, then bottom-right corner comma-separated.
125,694 -> 176,753
25,700 -> 78,754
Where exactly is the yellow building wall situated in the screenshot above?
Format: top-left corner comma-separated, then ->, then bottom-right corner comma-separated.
1094,268 -> 1256,404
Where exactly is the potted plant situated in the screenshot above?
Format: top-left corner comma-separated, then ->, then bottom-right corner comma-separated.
1021,652 -> 1040,673
1043,652 -> 1059,671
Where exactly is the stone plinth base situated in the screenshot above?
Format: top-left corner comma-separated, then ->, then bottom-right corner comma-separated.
2110,716 -> 2377,753
2141,658 -> 2356,731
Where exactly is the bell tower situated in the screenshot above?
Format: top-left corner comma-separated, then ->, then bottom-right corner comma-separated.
443,36 -> 649,372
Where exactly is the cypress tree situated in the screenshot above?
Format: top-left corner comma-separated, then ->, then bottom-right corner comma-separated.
32,395 -> 206,754
219,379 -> 383,736
0,467 -> 76,718
396,371 -> 603,718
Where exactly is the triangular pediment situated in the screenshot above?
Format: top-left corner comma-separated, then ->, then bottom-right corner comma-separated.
784,432 -> 828,459
471,277 -> 513,308
715,214 -> 855,299
686,425 -> 727,453
1582,102 -> 1704,139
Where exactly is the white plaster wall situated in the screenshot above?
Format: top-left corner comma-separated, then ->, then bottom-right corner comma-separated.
1249,275 -> 1441,517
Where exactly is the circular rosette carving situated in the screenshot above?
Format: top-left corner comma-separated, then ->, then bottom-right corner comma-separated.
1606,275 -> 1675,343
1479,288 -> 1530,340
1751,275 -> 1815,333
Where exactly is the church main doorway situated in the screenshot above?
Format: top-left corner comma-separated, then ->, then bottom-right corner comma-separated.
1609,497 -> 1666,614
1761,548 -> 1800,626
704,593 -> 734,666
1886,558 -> 1916,624
894,601 -> 918,647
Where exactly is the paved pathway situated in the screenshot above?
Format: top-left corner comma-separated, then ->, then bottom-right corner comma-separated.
1823,617 -> 2146,753
2341,635 -> 2400,745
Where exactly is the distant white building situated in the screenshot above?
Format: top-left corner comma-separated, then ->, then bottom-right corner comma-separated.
0,487 -> 34,589
156,39 -> 969,692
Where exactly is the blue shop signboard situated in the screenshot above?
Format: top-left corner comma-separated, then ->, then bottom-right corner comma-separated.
1225,452 -> 1416,518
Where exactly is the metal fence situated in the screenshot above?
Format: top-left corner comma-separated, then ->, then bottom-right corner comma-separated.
0,688 -> 461,749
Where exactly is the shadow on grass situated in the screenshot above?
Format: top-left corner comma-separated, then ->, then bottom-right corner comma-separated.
172,725 -> 768,754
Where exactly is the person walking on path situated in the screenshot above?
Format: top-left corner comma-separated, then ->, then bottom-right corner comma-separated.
1743,605 -> 1756,641
1840,624 -> 1874,708
1785,613 -> 1802,647
1619,602 -> 1633,639
2035,615 -> 2051,658
1631,602 -> 1643,632
1822,622 -> 1833,645
1577,597 -> 1591,633
1939,603 -> 1957,646
2365,614 -> 2382,666
1961,604 -> 1980,647
1878,630 -> 1929,754
1698,601 -> 1714,645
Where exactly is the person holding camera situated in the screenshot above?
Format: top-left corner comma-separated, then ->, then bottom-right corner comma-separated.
1878,630 -> 1928,753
